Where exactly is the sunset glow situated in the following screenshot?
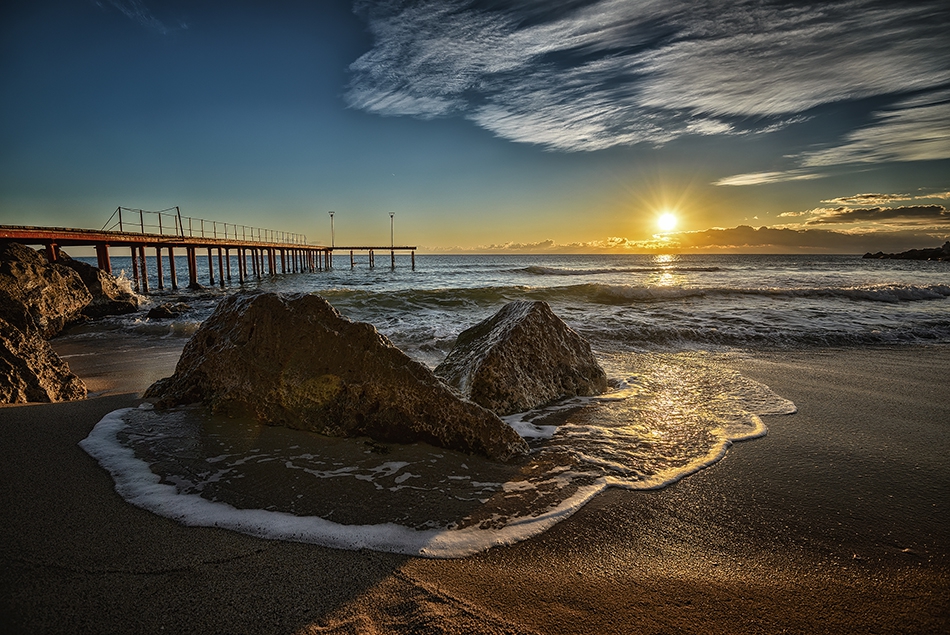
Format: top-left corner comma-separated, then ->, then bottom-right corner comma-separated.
0,1 -> 947,254
658,213 -> 678,232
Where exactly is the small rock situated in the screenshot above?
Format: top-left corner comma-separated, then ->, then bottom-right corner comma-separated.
435,301 -> 608,415
147,302 -> 191,320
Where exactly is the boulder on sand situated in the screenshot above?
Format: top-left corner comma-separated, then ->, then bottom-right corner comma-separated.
57,253 -> 139,318
144,292 -> 528,461
435,301 -> 608,416
0,243 -> 91,338
0,314 -> 87,403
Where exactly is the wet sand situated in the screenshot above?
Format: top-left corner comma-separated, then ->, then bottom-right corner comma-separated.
1,339 -> 948,634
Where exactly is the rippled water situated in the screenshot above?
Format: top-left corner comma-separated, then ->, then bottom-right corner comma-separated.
75,253 -> 946,555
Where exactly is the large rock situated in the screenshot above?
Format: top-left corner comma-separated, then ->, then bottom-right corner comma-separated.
0,243 -> 91,338
0,314 -> 87,403
435,301 -> 607,416
57,253 -> 139,318
145,292 -> 528,461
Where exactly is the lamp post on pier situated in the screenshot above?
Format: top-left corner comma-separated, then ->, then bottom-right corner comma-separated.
389,211 -> 395,269
328,211 -> 335,248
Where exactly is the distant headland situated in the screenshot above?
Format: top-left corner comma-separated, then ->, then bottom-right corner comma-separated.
863,241 -> 950,261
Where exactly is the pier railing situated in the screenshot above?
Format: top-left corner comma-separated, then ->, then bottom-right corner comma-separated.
2,205 -> 418,294
101,206 -> 307,245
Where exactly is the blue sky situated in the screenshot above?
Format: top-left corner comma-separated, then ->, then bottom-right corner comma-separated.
1,0 -> 948,253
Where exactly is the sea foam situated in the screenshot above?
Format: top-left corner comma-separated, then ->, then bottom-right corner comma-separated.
80,352 -> 795,558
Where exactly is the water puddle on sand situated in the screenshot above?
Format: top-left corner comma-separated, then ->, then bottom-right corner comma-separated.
80,352 -> 795,557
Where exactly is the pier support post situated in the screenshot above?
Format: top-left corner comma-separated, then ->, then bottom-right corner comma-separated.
131,246 -> 140,292
207,247 -> 215,286
225,248 -> 232,282
350,250 -> 354,268
168,247 -> 178,290
45,243 -> 59,263
391,249 -> 395,269
138,246 -> 149,294
217,248 -> 225,287
369,250 -> 375,268
95,244 -> 112,273
186,247 -> 199,289
155,246 -> 164,290
411,250 -> 415,271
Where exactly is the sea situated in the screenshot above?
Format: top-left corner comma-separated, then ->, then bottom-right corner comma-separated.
75,253 -> 950,557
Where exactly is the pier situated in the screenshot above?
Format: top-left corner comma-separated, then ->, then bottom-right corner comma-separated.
0,207 -> 417,294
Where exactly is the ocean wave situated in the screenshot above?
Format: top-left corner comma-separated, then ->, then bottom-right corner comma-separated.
583,320 -> 950,350
573,282 -> 950,305
322,282 -> 950,310
515,265 -> 724,276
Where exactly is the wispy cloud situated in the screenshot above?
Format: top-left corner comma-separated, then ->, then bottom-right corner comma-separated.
347,0 -> 950,152
717,90 -> 950,185
714,170 -> 822,187
799,91 -> 950,168
99,0 -> 176,34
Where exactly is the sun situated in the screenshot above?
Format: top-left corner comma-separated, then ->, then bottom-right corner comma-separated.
657,212 -> 678,232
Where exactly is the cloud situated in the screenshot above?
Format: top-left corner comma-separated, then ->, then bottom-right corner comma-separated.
100,0 -> 172,34
821,193 -> 911,206
428,225 -> 948,254
805,205 -> 950,225
717,90 -> 950,185
714,170 -> 822,187
665,225 -> 949,253
347,0 -> 950,152
799,91 -> 950,167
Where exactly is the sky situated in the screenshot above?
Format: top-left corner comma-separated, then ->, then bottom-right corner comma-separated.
1,0 -> 949,254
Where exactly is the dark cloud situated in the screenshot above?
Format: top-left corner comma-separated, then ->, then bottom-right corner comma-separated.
821,193 -> 911,206
806,205 -> 949,225
347,0 -> 950,152
670,225 -> 949,253
431,226 -> 949,254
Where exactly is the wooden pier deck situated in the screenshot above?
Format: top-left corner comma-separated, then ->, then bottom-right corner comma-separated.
0,208 -> 416,294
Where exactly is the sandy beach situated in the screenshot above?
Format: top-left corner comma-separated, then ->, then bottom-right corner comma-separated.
1,340 -> 948,634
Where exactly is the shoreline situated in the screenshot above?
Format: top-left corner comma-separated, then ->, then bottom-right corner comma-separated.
1,342 -> 948,633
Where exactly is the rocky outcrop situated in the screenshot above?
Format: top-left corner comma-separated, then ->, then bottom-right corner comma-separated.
57,253 -> 139,318
145,292 -> 528,461
147,302 -> 190,319
435,301 -> 607,416
0,243 -> 91,338
0,314 -> 86,403
863,241 -> 950,261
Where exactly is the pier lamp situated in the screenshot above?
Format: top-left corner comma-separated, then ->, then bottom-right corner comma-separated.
328,211 -> 335,248
389,211 -> 395,248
